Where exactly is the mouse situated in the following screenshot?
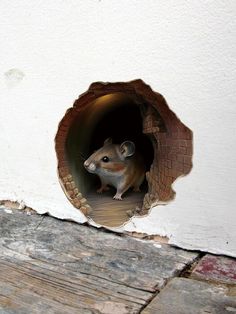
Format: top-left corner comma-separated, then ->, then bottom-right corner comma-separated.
83,138 -> 145,200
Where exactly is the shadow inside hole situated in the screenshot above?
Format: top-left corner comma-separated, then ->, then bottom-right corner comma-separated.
66,93 -> 154,226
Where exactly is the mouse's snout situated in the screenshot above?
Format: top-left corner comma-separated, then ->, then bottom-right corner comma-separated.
84,160 -> 89,168
84,159 -> 96,173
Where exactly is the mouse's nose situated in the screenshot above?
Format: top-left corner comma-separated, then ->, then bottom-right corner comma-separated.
84,160 -> 89,168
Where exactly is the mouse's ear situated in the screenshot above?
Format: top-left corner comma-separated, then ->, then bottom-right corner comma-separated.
104,138 -> 112,146
120,141 -> 135,158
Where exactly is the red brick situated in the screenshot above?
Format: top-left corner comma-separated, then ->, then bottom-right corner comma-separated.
184,164 -> 192,174
58,160 -> 68,167
177,154 -> 184,163
179,147 -> 187,155
184,156 -> 192,165
186,146 -> 193,155
179,140 -> 188,147
168,153 -> 177,161
191,254 -> 236,285
58,167 -> 69,176
55,130 -> 67,138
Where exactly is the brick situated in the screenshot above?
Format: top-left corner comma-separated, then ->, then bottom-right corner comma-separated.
66,174 -> 73,181
179,140 -> 188,147
167,160 -> 172,168
170,132 -> 179,139
177,154 -> 184,163
55,141 -> 65,149
191,254 -> 236,285
165,176 -> 173,186
168,153 -> 177,161
67,189 -> 76,197
73,199 -> 81,208
186,140 -> 192,147
184,164 -> 192,174
80,197 -> 87,205
178,131 -> 189,140
171,169 -> 182,178
186,146 -> 193,155
184,155 -> 192,165
76,193 -> 83,199
58,160 -> 68,167
172,160 -> 179,169
55,131 -> 67,139
70,181 -> 76,189
58,167 -> 69,176
58,125 -> 68,132
65,182 -> 72,190
164,167 -> 170,176
179,147 -> 187,154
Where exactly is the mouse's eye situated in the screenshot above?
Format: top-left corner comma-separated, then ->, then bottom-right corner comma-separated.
102,156 -> 109,162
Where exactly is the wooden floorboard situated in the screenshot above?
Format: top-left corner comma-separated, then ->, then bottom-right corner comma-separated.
0,209 -> 198,313
87,189 -> 145,227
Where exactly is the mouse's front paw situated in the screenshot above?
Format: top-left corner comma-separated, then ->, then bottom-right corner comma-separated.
113,194 -> 123,200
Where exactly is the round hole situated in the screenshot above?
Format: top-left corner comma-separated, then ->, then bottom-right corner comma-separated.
55,80 -> 193,227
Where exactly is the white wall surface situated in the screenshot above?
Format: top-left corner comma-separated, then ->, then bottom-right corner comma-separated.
0,1 -> 236,257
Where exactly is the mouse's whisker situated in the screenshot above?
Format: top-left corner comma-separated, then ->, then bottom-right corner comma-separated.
78,153 -> 87,161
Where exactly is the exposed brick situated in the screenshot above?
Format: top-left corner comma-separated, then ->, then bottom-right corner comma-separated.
176,162 -> 184,172
73,199 -> 81,208
65,182 -> 72,190
184,164 -> 191,174
165,176 -> 173,186
76,193 -> 83,199
58,160 -> 68,167
179,147 -> 187,155
179,140 -> 188,147
178,132 -> 189,140
184,155 -> 192,165
55,80 -> 193,213
55,143 -> 65,150
177,154 -> 184,163
186,146 -> 193,155
58,167 -> 69,177
191,254 -> 236,285
186,140 -> 192,147
170,132 -> 179,139
168,153 -> 177,161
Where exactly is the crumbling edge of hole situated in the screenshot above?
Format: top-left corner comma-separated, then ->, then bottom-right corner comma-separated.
55,79 -> 194,227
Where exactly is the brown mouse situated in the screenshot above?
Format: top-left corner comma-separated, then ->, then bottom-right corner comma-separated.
84,138 -> 145,200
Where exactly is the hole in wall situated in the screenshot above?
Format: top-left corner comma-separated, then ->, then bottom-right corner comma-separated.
55,80 -> 193,227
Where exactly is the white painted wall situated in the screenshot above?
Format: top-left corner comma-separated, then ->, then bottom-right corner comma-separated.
0,1 -> 236,257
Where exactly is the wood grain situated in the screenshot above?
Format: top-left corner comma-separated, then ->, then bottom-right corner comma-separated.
0,210 -> 198,313
87,189 -> 145,227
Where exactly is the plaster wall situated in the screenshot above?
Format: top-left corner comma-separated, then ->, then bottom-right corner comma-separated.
0,1 -> 236,256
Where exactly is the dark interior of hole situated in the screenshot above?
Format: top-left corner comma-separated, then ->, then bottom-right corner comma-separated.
65,93 -> 154,197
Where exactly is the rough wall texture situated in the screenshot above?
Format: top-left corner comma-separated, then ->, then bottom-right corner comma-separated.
0,1 -> 236,256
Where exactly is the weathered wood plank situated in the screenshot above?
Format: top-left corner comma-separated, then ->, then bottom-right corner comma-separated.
0,210 -> 198,313
142,278 -> 236,314
0,259 -> 147,314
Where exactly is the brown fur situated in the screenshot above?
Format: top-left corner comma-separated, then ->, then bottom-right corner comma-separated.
84,138 -> 145,200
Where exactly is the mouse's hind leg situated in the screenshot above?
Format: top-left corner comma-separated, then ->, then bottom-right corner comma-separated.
133,173 -> 145,192
97,178 -> 110,194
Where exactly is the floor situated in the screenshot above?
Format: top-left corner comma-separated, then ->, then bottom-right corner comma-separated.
0,207 -> 235,314
87,188 -> 145,227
